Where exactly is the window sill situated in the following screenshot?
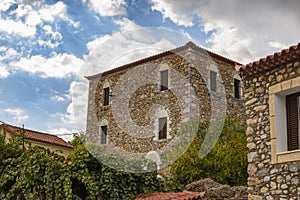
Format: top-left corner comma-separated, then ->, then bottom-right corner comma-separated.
101,105 -> 110,109
275,149 -> 300,163
153,137 -> 171,142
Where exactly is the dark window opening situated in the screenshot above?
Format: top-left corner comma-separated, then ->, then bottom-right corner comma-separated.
103,87 -> 109,106
160,70 -> 168,91
158,117 -> 167,139
100,125 -> 107,144
210,71 -> 217,92
234,78 -> 241,99
286,92 -> 300,151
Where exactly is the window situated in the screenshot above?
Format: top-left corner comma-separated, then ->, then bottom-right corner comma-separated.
158,117 -> 167,139
234,78 -> 241,99
286,92 -> 300,151
154,109 -> 170,141
103,87 -> 109,106
160,70 -> 168,91
269,77 -> 300,164
100,125 -> 107,144
210,70 -> 217,92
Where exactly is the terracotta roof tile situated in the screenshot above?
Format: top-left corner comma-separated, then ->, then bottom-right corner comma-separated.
239,42 -> 300,76
0,123 -> 73,148
85,41 -> 240,80
135,191 -> 204,200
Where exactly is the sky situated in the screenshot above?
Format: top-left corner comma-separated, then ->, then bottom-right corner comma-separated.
0,0 -> 300,141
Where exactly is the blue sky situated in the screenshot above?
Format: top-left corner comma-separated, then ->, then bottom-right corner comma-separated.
1,0 -> 300,141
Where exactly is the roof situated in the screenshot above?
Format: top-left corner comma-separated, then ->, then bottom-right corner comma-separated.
0,123 -> 73,149
239,42 -> 300,76
135,191 -> 204,200
85,41 -> 239,80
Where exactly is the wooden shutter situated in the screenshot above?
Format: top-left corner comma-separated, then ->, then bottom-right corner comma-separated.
210,71 -> 217,92
286,93 -> 300,150
101,125 -> 107,144
159,117 -> 167,139
103,87 -> 109,106
160,70 -> 168,91
234,78 -> 240,99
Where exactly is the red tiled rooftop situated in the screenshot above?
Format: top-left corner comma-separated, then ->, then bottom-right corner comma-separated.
85,41 -> 240,80
135,191 -> 204,200
0,123 -> 73,148
239,42 -> 300,76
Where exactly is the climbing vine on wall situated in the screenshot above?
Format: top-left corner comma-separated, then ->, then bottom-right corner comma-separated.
0,131 -> 170,200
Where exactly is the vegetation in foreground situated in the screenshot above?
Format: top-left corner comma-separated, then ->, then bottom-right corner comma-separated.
0,117 -> 247,199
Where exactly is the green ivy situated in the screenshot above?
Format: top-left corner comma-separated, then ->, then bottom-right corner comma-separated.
0,131 -> 171,200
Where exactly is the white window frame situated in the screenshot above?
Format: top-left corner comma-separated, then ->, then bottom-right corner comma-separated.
269,77 -> 300,163
207,64 -> 219,93
158,64 -> 170,92
98,119 -> 109,145
103,81 -> 110,106
153,109 -> 171,141
233,74 -> 242,99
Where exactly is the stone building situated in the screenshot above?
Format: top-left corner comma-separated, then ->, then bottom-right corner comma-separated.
240,42 -> 300,199
85,41 -> 245,170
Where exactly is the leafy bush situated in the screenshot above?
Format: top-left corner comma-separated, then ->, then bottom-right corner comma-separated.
0,132 -> 170,199
169,117 -> 248,187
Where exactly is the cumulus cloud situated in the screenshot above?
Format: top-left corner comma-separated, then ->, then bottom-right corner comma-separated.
11,53 -> 83,79
38,25 -> 63,48
0,18 -> 37,37
0,0 -> 16,12
48,127 -> 77,141
4,108 -> 29,123
149,0 -> 300,63
0,1 -> 78,38
0,65 -> 9,78
83,18 -> 190,76
51,95 -> 66,102
85,0 -> 127,16
0,47 -> 20,78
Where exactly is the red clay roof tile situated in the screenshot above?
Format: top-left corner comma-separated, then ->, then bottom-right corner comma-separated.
0,123 -> 73,148
239,42 -> 300,76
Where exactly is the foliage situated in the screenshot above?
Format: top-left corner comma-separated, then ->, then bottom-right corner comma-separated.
0,132 -> 170,199
169,117 -> 248,187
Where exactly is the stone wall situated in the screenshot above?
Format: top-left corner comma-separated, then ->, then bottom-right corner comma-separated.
86,46 -> 245,162
244,59 -> 300,199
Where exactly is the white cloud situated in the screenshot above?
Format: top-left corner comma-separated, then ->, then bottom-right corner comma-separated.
268,41 -> 288,50
1,1 -> 78,38
48,127 -> 76,141
0,65 -> 9,78
4,108 -> 29,123
83,18 -> 190,76
149,0 -> 300,63
38,25 -> 63,48
11,53 -> 83,79
51,95 -> 66,102
50,80 -> 88,134
0,18 -> 37,37
85,0 -> 127,16
0,0 -> 16,12
150,0 -> 200,27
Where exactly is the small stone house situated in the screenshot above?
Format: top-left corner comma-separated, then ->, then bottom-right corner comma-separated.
0,123 -> 73,157
85,42 -> 244,166
240,42 -> 300,199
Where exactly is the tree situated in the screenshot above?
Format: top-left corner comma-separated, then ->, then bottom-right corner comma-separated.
170,117 -> 248,187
